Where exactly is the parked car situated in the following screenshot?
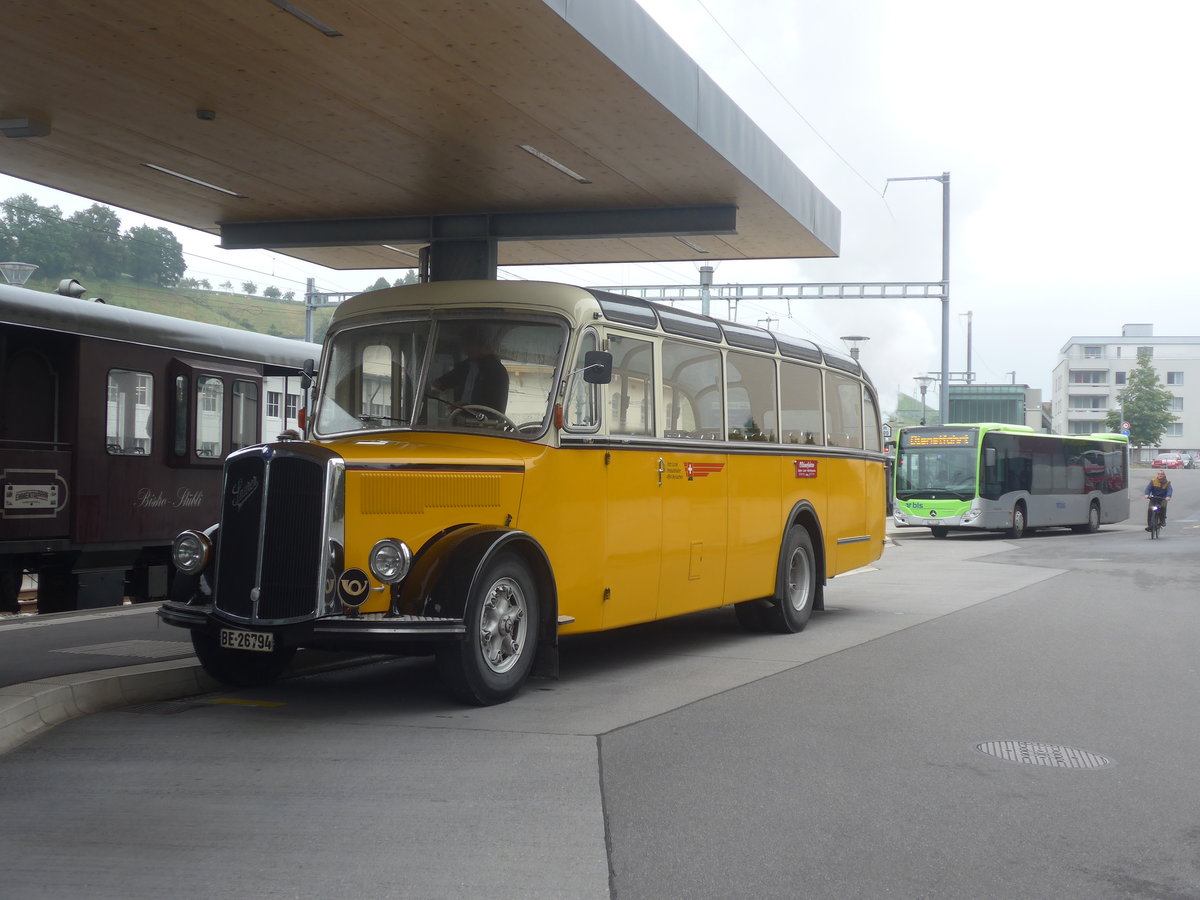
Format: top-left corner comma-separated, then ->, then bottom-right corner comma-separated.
1151,452 -> 1189,469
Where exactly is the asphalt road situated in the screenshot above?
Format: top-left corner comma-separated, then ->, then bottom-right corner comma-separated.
1,471 -> 1198,899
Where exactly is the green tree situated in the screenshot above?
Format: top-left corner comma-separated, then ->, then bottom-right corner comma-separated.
242,281 -> 258,295
68,204 -> 124,278
1104,348 -> 1175,449
263,285 -> 282,299
366,276 -> 391,291
123,224 -> 185,286
1,194 -> 75,278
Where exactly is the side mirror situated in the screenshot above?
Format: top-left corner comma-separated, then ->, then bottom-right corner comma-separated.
301,357 -> 316,390
582,350 -> 613,385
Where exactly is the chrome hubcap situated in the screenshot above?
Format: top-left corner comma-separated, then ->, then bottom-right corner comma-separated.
478,576 -> 527,674
786,547 -> 811,612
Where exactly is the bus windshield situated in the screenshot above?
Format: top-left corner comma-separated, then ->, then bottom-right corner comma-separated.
895,444 -> 978,500
314,315 -> 567,438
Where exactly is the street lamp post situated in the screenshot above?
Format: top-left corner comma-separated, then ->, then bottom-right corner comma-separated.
915,375 -> 936,426
886,173 -> 950,425
840,334 -> 870,361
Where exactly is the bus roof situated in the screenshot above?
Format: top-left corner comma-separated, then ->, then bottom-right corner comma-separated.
330,279 -> 868,381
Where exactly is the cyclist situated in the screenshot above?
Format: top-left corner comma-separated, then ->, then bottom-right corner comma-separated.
1144,469 -> 1173,530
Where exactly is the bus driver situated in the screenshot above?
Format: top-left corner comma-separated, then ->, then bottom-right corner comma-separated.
431,327 -> 509,413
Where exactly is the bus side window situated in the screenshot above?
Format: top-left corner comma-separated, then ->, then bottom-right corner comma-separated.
564,331 -> 600,431
727,352 -> 777,442
863,387 -> 882,451
609,335 -> 654,436
780,362 -> 823,445
663,339 -> 722,439
825,372 -> 863,449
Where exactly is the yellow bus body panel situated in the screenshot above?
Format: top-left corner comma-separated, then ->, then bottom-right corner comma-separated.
325,432 -> 884,628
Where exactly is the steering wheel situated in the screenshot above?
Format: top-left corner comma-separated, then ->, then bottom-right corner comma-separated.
449,404 -> 517,431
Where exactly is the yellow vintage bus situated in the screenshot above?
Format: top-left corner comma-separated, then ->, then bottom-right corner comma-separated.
160,280 -> 888,704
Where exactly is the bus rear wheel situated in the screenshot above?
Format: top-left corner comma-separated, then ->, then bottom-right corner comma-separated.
764,526 -> 816,634
1072,502 -> 1101,534
1006,503 -> 1027,539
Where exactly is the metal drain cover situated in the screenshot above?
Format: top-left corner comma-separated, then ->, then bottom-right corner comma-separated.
976,740 -> 1113,769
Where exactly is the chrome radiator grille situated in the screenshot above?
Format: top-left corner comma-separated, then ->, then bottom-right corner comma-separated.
214,448 -> 327,622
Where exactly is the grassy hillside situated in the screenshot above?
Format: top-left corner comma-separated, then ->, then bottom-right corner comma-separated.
22,276 -> 337,342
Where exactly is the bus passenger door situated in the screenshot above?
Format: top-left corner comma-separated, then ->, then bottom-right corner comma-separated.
601,334 -> 662,629
657,450 -> 728,619
602,450 -> 662,629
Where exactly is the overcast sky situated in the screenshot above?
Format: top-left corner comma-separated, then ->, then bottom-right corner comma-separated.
4,0 -> 1198,411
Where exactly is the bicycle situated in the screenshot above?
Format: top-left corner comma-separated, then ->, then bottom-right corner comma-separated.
1146,499 -> 1165,539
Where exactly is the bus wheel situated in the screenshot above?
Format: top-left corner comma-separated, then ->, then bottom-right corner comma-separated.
191,631 -> 297,688
930,526 -> 950,539
1072,502 -> 1101,534
1006,503 -> 1027,539
764,527 -> 816,634
437,553 -> 539,705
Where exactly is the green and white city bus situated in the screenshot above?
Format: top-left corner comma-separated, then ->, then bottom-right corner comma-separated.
893,424 -> 1129,538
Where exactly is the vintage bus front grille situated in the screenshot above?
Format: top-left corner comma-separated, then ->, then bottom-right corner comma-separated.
214,449 -> 327,622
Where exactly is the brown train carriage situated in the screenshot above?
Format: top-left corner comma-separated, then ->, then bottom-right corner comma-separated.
0,280 -> 320,613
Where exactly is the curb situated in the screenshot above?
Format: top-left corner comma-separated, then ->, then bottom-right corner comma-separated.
0,650 -> 385,756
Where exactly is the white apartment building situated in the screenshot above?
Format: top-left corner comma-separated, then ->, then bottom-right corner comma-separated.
1052,324 -> 1199,458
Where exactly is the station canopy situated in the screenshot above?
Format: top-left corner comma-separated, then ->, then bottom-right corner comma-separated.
0,0 -> 840,272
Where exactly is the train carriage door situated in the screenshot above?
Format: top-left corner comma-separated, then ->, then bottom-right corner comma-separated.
601,333 -> 662,629
657,339 -> 727,619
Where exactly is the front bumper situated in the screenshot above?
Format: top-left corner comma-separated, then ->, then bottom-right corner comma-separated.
158,601 -> 466,649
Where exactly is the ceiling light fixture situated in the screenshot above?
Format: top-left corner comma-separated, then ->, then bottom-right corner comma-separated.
518,144 -> 592,184
381,245 -> 421,259
674,236 -> 708,253
268,0 -> 343,36
0,117 -> 51,138
142,163 -> 248,198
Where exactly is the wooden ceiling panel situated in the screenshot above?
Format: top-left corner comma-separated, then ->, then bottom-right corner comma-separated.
0,0 -> 839,269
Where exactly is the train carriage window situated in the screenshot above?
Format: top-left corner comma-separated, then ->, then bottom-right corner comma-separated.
106,368 -> 153,455
231,380 -> 259,450
663,340 -> 723,439
727,352 -> 777,441
267,391 -> 282,419
196,375 -> 224,458
780,362 -> 823,445
609,334 -> 654,436
173,375 -> 189,457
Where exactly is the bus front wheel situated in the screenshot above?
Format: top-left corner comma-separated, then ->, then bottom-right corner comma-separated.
437,553 -> 539,705
1006,503 -> 1027,539
930,526 -> 949,539
764,527 -> 816,634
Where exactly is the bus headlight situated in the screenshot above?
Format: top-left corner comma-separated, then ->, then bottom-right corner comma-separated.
369,539 -> 412,585
172,530 -> 212,575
